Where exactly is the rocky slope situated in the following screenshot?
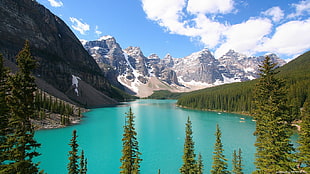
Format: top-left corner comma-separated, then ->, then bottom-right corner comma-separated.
83,36 -> 286,97
0,0 -> 118,107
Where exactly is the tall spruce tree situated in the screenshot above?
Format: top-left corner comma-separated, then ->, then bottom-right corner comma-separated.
252,56 -> 295,173
120,108 -> 142,174
68,129 -> 79,174
180,116 -> 197,174
0,54 -> 9,165
197,153 -> 204,174
0,41 -> 41,173
80,150 -> 87,174
211,124 -> 229,174
297,100 -> 310,173
232,148 -> 243,174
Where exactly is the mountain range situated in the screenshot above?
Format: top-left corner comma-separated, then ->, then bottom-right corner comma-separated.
0,0 -> 288,106
83,36 -> 286,97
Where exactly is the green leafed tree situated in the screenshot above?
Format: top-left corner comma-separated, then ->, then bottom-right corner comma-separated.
180,116 -> 197,174
120,108 -> 142,174
68,129 -> 79,174
297,100 -> 310,173
0,41 -> 41,173
252,56 -> 295,173
211,124 -> 229,174
232,148 -> 243,174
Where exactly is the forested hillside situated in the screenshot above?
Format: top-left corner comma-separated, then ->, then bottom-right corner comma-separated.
177,51 -> 310,120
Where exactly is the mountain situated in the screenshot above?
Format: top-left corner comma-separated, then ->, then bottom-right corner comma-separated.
0,0 -> 120,107
83,37 -> 184,97
83,36 -> 286,97
177,50 -> 310,120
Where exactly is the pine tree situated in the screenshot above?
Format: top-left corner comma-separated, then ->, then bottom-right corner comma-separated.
120,108 -> 142,174
232,148 -> 243,174
197,153 -> 204,174
0,54 -> 9,165
297,100 -> 310,173
252,56 -> 295,173
180,117 -> 197,174
68,129 -> 79,174
211,124 -> 229,174
80,150 -> 87,174
0,41 -> 41,173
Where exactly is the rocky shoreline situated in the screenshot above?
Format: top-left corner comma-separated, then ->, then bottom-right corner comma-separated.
32,108 -> 89,130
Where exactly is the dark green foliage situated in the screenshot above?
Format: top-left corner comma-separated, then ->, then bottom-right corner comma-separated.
0,54 -> 9,165
0,41 -> 41,173
147,90 -> 186,99
211,124 -> 229,174
34,89 -> 75,117
67,130 -> 87,174
197,153 -> 204,174
110,86 -> 138,101
297,100 -> 310,172
180,117 -> 197,174
120,108 -> 142,174
79,150 -> 87,174
177,51 -> 310,121
68,130 -> 79,174
232,149 -> 243,174
253,56 -> 295,173
177,81 -> 254,114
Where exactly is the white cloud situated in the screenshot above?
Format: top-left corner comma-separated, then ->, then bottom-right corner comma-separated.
258,19 -> 310,56
141,0 -> 310,58
69,17 -> 90,35
95,25 -> 102,37
262,6 -> 284,22
47,0 -> 63,7
288,0 -> 310,18
215,18 -> 272,57
142,0 -> 186,30
187,0 -> 234,14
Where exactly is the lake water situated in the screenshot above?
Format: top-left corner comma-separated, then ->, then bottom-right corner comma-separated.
35,99 -> 256,173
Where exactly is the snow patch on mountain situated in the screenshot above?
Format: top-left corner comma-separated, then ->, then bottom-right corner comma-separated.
72,75 -> 81,96
83,36 -> 287,97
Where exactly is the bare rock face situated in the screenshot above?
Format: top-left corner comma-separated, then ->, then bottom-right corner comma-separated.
0,0 -> 118,107
172,48 -> 223,84
83,38 -> 182,89
83,35 -> 287,97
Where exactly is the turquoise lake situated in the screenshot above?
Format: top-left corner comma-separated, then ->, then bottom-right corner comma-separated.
35,99 -> 257,173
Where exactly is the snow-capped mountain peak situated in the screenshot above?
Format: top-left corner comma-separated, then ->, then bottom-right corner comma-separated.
83,36 -> 287,97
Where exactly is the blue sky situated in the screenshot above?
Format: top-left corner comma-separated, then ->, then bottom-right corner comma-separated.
37,0 -> 310,60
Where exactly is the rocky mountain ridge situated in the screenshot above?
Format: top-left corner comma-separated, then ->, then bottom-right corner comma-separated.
0,0 -> 119,107
83,36 -> 286,97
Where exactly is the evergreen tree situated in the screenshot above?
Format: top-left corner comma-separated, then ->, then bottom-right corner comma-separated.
120,108 -> 142,174
252,56 -> 295,173
197,153 -> 204,174
80,150 -> 87,174
297,100 -> 310,173
180,117 -> 197,174
211,124 -> 229,174
0,41 -> 41,173
68,129 -> 79,174
0,54 -> 10,165
232,148 -> 243,174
